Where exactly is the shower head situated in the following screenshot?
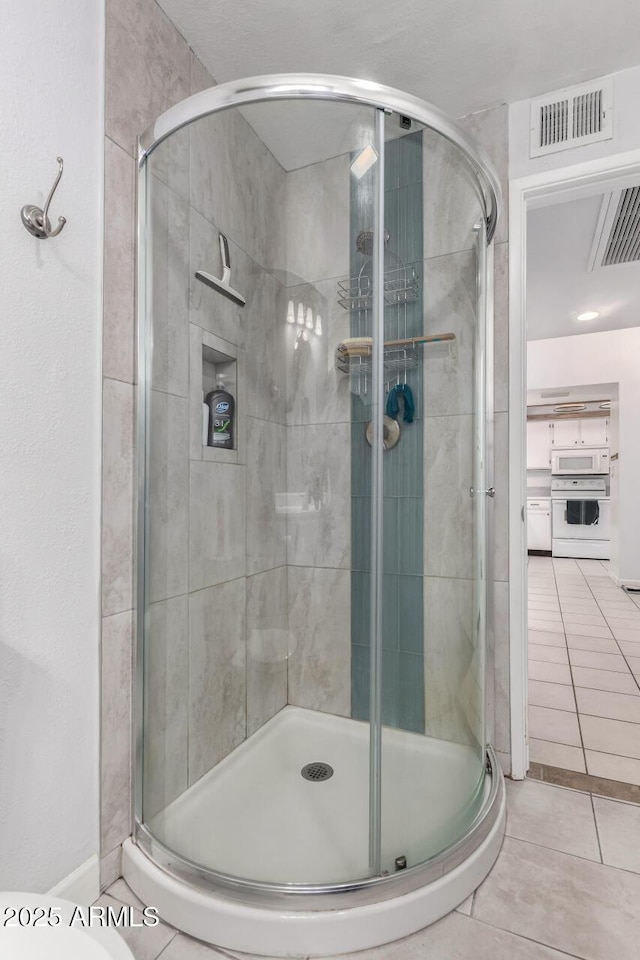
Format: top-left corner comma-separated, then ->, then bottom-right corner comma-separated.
356,228 -> 390,257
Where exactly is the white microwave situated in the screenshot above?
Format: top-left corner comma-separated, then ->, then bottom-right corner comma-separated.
551,447 -> 610,476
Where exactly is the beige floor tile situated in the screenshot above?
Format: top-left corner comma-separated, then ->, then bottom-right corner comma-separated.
556,586 -> 591,596
562,621 -> 613,639
528,643 -> 569,664
575,687 -> 640,723
569,649 -> 630,673
529,738 -> 586,772
618,640 -> 640,657
528,630 -> 567,647
566,634 -> 620,654
159,931 -> 282,959
505,780 -> 599,861
559,600 -> 600,615
612,626 -> 640,642
105,878 -> 145,911
473,836 -> 640,960
581,715 -> 640,760
528,618 -> 565,634
604,614 -> 640,628
593,797 -> 640,873
561,611 -> 607,626
96,895 -> 176,960
325,910 -> 574,960
455,894 -> 473,916
528,609 -> 563,623
529,705 -> 581,746
528,661 -> 572,685
586,750 -> 640,785
528,679 -> 576,711
599,607 -> 640,621
626,655 -> 640,674
528,600 -> 560,611
572,666 -> 640,695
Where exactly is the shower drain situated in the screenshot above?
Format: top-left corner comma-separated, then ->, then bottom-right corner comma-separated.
301,762 -> 334,782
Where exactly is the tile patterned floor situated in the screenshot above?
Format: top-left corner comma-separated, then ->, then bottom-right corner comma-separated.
100,779 -> 640,960
528,556 -> 640,784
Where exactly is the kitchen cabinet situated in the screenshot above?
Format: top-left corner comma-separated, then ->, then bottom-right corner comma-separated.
551,417 -> 608,447
527,420 -> 553,469
578,417 -> 609,446
528,498 -> 551,551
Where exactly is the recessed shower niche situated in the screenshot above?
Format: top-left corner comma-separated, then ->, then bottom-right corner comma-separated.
129,75 -> 504,957
189,324 -> 245,464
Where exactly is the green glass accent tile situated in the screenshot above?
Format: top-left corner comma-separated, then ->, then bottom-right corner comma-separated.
382,497 -> 399,574
351,644 -> 369,721
397,498 -> 423,575
351,420 -> 372,496
352,497 -> 372,572
398,653 -> 425,732
382,573 -> 399,651
398,575 -> 424,654
351,570 -> 370,647
383,419 -> 422,498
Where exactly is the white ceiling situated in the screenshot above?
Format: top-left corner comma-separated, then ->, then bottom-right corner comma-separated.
527,193 -> 640,341
159,0 -> 640,121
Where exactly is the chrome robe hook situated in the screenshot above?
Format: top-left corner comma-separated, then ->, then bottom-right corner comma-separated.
21,157 -> 67,239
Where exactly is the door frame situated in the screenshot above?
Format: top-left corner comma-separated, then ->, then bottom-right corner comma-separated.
508,146 -> 640,780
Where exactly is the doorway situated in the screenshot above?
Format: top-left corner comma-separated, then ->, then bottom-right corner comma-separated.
509,150 -> 640,797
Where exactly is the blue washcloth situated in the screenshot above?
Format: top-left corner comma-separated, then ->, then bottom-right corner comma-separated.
386,383 -> 415,423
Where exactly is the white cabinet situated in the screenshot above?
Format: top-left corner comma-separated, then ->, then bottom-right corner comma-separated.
527,420 -> 553,469
579,417 -> 609,446
551,417 -> 609,447
528,499 -> 551,551
551,419 -> 580,447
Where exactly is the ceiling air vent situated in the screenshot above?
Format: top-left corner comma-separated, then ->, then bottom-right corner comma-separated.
529,78 -> 613,158
588,186 -> 640,269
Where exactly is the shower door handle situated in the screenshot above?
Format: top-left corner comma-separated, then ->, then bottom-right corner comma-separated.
469,487 -> 495,498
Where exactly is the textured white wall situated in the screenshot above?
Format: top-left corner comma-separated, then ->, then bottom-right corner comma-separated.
0,1 -> 103,890
528,328 -> 640,585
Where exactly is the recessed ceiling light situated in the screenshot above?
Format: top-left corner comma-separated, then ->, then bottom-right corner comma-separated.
553,402 -> 588,413
576,311 -> 599,321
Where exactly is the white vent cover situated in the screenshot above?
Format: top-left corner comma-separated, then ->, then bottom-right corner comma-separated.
529,78 -> 613,158
589,186 -> 640,269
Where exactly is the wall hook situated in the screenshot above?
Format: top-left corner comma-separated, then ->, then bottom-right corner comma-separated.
21,157 -> 67,239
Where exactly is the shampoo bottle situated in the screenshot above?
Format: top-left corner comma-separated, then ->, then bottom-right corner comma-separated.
205,375 -> 235,449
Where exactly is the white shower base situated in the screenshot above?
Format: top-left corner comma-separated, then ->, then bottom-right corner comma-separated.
124,706 -> 505,956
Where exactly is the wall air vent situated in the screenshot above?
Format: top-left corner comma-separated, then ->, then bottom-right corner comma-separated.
529,78 -> 613,158
588,186 -> 640,269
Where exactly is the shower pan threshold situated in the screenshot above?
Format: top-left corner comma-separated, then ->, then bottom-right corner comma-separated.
124,707 -> 505,956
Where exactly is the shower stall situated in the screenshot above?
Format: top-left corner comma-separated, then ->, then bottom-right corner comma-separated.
124,74 -> 505,956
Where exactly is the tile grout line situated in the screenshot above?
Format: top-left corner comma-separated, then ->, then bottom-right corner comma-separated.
589,578 -> 640,697
556,563 -> 587,769
589,792 -> 604,865
459,908 -> 586,960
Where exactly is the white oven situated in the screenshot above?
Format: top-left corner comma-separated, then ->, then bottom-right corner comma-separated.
551,477 -> 610,560
551,447 -> 609,476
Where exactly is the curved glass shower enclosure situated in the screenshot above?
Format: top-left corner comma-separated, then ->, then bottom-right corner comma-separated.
133,76 -> 502,923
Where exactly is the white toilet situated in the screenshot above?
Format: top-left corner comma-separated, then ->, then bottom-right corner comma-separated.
0,893 -> 134,959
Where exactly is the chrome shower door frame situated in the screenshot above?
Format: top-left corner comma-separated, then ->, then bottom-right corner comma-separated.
133,73 -> 502,910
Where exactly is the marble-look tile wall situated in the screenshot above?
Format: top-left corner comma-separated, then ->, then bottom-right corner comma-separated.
420,106 -> 510,763
283,155 -> 353,718
101,0 -> 291,882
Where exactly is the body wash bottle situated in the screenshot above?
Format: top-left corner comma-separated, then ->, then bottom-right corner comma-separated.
205,375 -> 235,449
